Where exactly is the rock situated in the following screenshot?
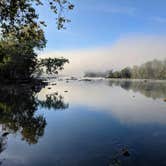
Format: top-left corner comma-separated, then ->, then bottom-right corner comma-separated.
109,159 -> 121,166
54,92 -> 58,95
69,76 -> 77,80
64,91 -> 68,93
80,79 -> 92,82
164,99 -> 166,102
2,132 -> 9,137
122,148 -> 130,157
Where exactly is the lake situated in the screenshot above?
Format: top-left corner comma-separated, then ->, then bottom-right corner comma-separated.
0,79 -> 166,166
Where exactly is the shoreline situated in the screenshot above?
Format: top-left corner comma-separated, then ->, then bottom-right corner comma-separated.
82,77 -> 166,83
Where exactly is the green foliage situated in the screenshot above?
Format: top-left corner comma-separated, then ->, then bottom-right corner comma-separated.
84,71 -> 108,78
0,39 -> 69,80
107,67 -> 132,79
111,71 -> 121,78
0,0 -> 74,43
37,57 -> 69,75
0,0 -> 73,81
121,67 -> 132,78
0,40 -> 38,80
84,59 -> 166,80
132,59 -> 166,79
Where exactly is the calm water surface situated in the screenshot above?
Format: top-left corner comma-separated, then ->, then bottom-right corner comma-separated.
0,79 -> 166,166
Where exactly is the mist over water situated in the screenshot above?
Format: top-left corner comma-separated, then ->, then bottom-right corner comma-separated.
40,35 -> 166,76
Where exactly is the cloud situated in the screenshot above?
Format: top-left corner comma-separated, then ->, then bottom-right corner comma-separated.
39,35 -> 166,76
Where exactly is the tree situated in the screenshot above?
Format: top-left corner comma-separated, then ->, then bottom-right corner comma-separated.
114,71 -> 121,78
107,70 -> 114,78
37,57 -> 69,75
86,59 -> 166,80
0,0 -> 74,40
120,67 -> 132,78
0,40 -> 38,80
0,0 -> 74,81
132,65 -> 139,79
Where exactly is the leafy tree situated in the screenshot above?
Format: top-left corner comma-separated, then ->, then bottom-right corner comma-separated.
120,67 -> 132,78
113,71 -> 121,78
85,59 -> 166,80
0,0 -> 74,40
0,40 -> 38,80
107,70 -> 114,78
0,0 -> 74,81
37,57 -> 69,75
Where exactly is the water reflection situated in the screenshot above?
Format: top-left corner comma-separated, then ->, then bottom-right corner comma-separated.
37,92 -> 69,110
108,80 -> 166,99
0,83 -> 68,152
53,80 -> 166,125
0,80 -> 165,166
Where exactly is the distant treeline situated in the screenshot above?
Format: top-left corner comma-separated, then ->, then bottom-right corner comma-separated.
84,59 -> 166,80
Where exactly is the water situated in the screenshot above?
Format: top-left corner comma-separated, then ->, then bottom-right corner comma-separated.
0,79 -> 166,166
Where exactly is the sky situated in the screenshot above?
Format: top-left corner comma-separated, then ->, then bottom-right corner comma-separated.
39,0 -> 166,76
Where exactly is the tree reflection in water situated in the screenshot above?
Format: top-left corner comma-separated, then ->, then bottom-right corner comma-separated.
37,92 -> 69,110
0,83 -> 68,156
108,80 -> 166,100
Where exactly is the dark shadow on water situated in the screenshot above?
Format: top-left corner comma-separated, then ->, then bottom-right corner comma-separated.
108,80 -> 166,99
0,83 -> 68,158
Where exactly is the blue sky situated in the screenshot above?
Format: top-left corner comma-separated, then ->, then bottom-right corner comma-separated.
39,0 -> 166,76
38,0 -> 166,51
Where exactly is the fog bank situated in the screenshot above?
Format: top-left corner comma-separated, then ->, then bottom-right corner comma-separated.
40,35 -> 166,76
